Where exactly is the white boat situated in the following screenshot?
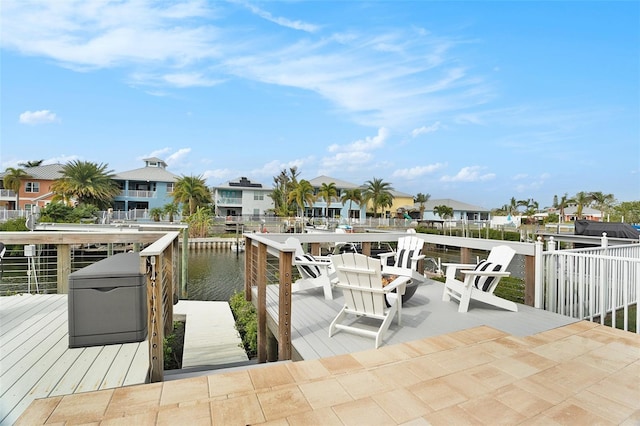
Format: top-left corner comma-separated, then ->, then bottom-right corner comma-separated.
230,241 -> 245,253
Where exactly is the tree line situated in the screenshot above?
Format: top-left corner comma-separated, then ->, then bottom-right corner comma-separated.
3,161 -> 638,226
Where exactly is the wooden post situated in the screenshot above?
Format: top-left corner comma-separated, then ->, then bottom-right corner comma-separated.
524,255 -> 535,306
56,244 -> 71,294
144,254 -> 164,382
310,242 -> 321,256
361,242 -> 371,256
162,247 -> 174,336
257,243 -> 267,363
460,247 -> 472,264
278,251 -> 293,361
181,228 -> 188,299
244,236 -> 253,301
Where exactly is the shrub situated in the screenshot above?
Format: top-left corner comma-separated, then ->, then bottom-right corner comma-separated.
0,217 -> 29,231
164,320 -> 185,370
229,291 -> 257,358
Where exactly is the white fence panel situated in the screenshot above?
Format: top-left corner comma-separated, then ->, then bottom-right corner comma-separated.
541,243 -> 640,333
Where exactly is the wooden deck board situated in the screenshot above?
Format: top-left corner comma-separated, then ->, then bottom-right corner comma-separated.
253,279 -> 579,361
0,294 -> 149,426
172,300 -> 248,368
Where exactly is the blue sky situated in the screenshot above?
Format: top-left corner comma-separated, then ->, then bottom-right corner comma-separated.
1,0 -> 638,210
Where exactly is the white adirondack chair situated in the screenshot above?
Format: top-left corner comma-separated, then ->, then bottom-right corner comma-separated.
378,235 -> 426,283
329,253 -> 410,348
441,245 -> 517,312
286,237 -> 336,300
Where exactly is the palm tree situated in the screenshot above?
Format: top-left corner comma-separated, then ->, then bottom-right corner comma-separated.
556,193 -> 574,223
433,204 -> 453,220
269,167 -> 300,217
362,178 -> 394,218
507,196 -> 529,217
590,191 -> 614,221
318,182 -> 337,218
51,160 -> 120,209
18,160 -> 44,168
433,204 -> 454,235
414,192 -> 430,220
288,179 -> 315,218
150,207 -> 164,222
340,188 -> 362,220
172,175 -> 212,216
2,167 -> 30,209
163,202 -> 180,222
574,191 -> 593,220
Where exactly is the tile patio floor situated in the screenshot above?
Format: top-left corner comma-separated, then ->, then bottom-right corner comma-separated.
17,321 -> 640,425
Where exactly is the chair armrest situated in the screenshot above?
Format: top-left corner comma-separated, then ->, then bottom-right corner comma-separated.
294,258 -> 333,269
442,262 -> 477,269
384,275 -> 411,293
378,251 -> 396,261
411,254 -> 426,261
460,270 -> 511,278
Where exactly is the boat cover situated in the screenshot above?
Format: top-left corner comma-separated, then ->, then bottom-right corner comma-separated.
574,220 -> 640,239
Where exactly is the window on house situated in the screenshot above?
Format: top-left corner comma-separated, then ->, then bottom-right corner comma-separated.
167,182 -> 174,193
254,193 -> 264,201
25,182 -> 40,193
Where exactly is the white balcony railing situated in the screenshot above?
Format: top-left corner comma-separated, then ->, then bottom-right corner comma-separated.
120,190 -> 156,198
217,197 -> 243,205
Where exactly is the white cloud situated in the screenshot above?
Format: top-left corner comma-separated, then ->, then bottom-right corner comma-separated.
411,121 -> 441,137
250,159 -> 308,179
328,128 -> 389,153
166,148 -> 191,165
392,163 -> 446,179
239,1 -> 320,33
19,110 -> 59,125
440,166 -> 495,182
141,148 -> 172,160
2,1 -> 493,127
203,168 -> 234,182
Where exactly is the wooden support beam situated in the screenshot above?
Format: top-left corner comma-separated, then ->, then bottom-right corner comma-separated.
244,237 -> 253,301
361,242 -> 371,256
524,255 -> 535,307
278,251 -> 293,361
460,247 -> 472,264
144,255 -> 164,382
56,244 -> 71,294
310,242 -> 321,256
257,243 -> 268,363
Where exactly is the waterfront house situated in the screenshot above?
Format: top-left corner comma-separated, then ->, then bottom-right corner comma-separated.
111,157 -> 179,215
0,163 -> 65,212
307,175 -> 366,220
417,198 -> 491,222
212,176 -> 274,218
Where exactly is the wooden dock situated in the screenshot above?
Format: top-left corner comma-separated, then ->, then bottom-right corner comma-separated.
0,294 -> 149,426
172,300 -> 248,368
253,278 -> 580,361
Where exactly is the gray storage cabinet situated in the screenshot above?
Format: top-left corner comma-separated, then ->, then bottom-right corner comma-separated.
68,252 -> 147,348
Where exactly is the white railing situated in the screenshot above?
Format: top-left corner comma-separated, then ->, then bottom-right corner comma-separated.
0,189 -> 16,198
539,236 -> 640,333
217,197 -> 243,205
121,190 -> 156,198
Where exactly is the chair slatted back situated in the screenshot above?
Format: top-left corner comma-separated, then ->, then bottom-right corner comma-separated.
394,236 -> 424,268
333,253 -> 385,316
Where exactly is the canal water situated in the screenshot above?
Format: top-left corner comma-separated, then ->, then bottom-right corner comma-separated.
183,246 -> 526,302
183,250 -> 245,301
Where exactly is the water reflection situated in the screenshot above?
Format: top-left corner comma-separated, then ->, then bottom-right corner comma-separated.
183,246 -> 525,302
184,250 -> 245,302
